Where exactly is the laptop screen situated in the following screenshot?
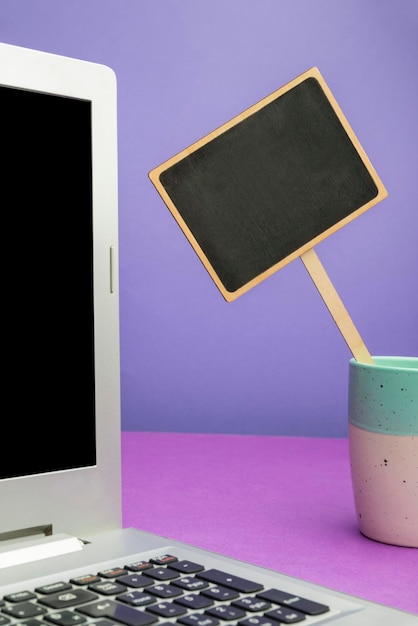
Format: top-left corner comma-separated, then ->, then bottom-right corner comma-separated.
1,85 -> 96,480
0,42 -> 121,539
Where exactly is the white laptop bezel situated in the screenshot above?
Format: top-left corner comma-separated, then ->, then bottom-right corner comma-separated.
0,42 -> 121,539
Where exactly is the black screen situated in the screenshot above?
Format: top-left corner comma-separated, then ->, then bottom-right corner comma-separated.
1,85 -> 96,479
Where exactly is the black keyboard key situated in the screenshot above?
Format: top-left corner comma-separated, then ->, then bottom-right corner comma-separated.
36,583 -> 73,595
2,603 -> 47,619
149,555 -> 178,566
239,618 -> 280,626
201,586 -> 239,601
206,606 -> 246,621
198,570 -> 263,593
179,616 -> 219,626
39,590 -> 98,610
0,617 -> 11,626
265,608 -> 306,624
116,592 -> 156,607
89,582 -> 127,596
168,560 -> 204,574
116,575 -> 154,589
4,592 -> 36,603
146,602 -> 186,618
77,600 -> 157,626
172,577 -> 209,592
143,568 -> 179,582
147,584 -> 182,599
233,598 -> 271,612
175,594 -> 214,610
124,562 -> 153,573
70,575 -> 101,586
99,568 -> 128,579
257,590 -> 329,616
44,610 -> 87,626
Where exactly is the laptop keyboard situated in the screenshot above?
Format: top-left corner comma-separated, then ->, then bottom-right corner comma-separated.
0,554 -> 331,626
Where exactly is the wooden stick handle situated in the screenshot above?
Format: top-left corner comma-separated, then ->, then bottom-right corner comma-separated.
300,248 -> 374,364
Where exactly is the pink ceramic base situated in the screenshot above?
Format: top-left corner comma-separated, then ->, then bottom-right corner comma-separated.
348,423 -> 418,547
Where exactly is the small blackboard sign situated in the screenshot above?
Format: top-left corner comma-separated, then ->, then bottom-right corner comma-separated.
149,67 -> 386,303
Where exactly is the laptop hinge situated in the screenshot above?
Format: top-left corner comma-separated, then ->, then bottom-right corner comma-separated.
0,524 -> 53,543
0,531 -> 84,569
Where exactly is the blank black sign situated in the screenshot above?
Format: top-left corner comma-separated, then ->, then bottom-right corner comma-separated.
149,68 -> 387,301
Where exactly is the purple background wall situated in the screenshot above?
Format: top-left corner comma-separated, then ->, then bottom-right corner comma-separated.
3,1 -> 417,437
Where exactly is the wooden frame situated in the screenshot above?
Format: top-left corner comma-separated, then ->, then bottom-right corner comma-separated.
149,67 -> 387,302
149,67 -> 387,363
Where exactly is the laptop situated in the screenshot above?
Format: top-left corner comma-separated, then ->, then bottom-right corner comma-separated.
0,42 -> 415,625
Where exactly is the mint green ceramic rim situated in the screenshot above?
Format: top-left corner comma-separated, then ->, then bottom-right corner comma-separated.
348,356 -> 418,436
350,356 -> 418,372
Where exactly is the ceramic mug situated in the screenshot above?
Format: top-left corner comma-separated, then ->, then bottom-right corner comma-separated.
348,356 -> 418,547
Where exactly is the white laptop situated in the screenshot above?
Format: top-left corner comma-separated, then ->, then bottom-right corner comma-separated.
0,42 -> 415,626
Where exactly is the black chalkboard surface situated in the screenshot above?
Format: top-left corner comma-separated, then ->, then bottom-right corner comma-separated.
149,68 -> 387,363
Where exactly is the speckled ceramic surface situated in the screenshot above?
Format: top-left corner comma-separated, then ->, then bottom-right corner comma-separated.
348,356 -> 418,547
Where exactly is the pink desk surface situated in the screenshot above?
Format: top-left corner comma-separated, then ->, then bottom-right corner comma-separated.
121,432 -> 417,615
